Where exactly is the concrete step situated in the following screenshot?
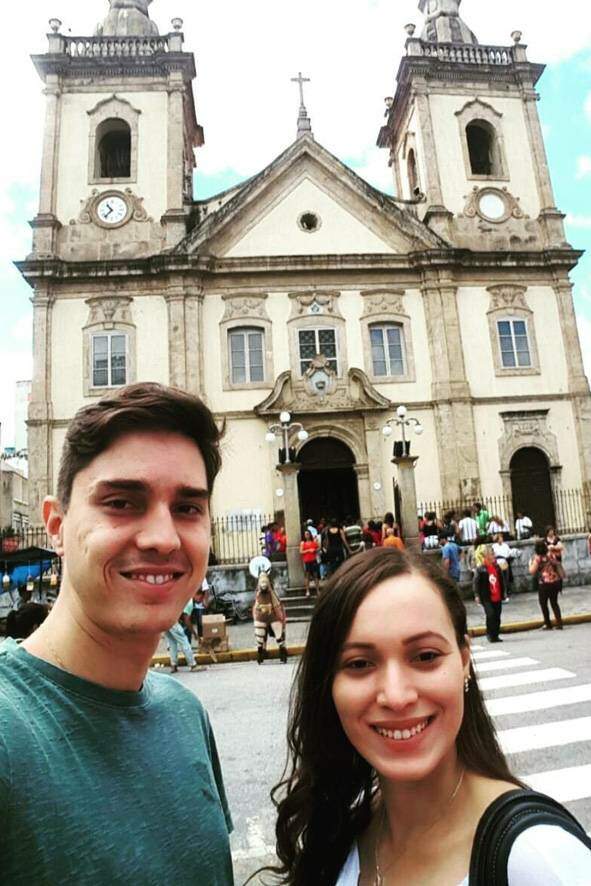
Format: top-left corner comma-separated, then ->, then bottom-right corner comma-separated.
283,604 -> 315,619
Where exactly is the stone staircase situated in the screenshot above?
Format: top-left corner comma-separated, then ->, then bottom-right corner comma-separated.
280,585 -> 318,622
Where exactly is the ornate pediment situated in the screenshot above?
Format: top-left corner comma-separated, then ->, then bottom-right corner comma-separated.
288,290 -> 341,319
360,289 -> 406,318
84,296 -> 134,329
487,285 -> 529,313
255,365 -> 391,416
221,293 -> 269,322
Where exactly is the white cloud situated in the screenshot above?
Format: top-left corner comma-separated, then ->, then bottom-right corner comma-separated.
576,156 -> 591,179
565,214 -> 591,229
0,348 -> 32,449
586,92 -> 591,123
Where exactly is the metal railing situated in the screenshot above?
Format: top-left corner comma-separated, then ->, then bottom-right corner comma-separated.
211,514 -> 275,565
417,488 -> 591,537
419,42 -> 513,66
64,35 -> 170,58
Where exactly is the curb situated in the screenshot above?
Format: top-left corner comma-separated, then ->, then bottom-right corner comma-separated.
152,612 -> 591,668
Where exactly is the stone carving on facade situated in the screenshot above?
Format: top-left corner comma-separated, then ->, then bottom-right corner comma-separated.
221,293 -> 269,322
288,290 -> 341,319
498,410 -> 560,471
360,290 -> 405,318
486,285 -> 529,313
72,189 -> 151,226
461,187 -> 526,223
255,365 -> 391,416
85,296 -> 134,330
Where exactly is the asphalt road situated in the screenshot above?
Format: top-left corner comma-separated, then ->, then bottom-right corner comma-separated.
175,621 -> 591,884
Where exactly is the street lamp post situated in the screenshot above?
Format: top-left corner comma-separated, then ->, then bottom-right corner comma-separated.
382,406 -> 423,551
266,412 -> 309,587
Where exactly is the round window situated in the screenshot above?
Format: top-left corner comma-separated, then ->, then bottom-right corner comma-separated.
477,190 -> 508,223
298,212 -> 321,233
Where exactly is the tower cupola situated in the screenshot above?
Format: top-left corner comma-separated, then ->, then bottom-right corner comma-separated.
418,0 -> 478,45
96,0 -> 159,37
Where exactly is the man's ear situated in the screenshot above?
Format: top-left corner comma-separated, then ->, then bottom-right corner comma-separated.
43,497 -> 65,557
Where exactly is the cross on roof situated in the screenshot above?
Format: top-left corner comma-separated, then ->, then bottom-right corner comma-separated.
291,71 -> 311,110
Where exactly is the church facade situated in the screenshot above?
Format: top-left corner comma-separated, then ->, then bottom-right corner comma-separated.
19,0 -> 591,539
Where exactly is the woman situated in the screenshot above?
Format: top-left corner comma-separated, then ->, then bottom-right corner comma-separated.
323,519 -> 350,577
474,545 -> 504,643
422,511 -> 440,550
529,540 -> 564,630
491,533 -> 513,602
381,512 -> 396,543
252,572 -> 287,664
300,529 -> 319,597
545,527 -> 565,563
264,548 -> 590,884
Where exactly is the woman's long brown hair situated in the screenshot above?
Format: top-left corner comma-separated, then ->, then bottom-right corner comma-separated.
255,547 -> 522,886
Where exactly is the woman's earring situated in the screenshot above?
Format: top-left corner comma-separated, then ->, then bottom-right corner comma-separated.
464,676 -> 471,694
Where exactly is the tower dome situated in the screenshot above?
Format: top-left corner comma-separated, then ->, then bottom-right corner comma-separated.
418,0 -> 479,45
96,0 -> 159,37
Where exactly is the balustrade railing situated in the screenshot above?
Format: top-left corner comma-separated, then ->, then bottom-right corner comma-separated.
419,42 -> 513,66
64,35 -> 170,59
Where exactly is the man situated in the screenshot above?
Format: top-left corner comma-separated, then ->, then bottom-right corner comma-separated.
441,535 -> 462,584
0,383 -> 233,885
343,515 -> 365,555
458,508 -> 479,544
474,502 -> 491,537
515,511 -> 533,540
383,527 -> 405,551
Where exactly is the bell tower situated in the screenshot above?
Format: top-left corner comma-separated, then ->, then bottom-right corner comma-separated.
378,0 -> 567,250
29,0 -> 203,260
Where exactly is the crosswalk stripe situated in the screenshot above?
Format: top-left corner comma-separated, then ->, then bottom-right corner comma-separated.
499,716 -> 591,753
475,657 -> 539,673
479,667 -> 575,692
487,684 -> 591,717
472,650 -> 511,660
520,765 -> 591,803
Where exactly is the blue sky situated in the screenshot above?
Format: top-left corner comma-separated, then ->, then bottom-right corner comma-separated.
0,0 -> 589,446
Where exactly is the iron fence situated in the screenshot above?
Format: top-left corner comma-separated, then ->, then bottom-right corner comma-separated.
211,514 -> 274,565
417,488 -> 591,537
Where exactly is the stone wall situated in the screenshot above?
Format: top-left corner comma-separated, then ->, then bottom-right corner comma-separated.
207,563 -> 289,600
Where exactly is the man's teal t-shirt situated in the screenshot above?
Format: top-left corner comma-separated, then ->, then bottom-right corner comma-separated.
0,638 -> 233,885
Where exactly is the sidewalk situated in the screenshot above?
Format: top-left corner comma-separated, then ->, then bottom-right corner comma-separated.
153,585 -> 591,666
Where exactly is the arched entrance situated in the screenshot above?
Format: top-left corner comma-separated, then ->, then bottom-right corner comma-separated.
298,438 -> 360,523
510,447 -> 555,534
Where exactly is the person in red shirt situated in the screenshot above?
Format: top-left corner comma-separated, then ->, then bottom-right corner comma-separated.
274,525 -> 287,556
474,545 -> 503,643
299,530 -> 319,597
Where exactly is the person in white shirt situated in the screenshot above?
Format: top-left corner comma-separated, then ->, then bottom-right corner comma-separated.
262,547 -> 591,886
458,509 -> 479,544
515,512 -> 533,540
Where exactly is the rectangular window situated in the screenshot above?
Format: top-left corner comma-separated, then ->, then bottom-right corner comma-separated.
298,328 -> 338,375
92,333 -> 127,388
370,325 -> 405,377
497,319 -> 531,369
229,329 -> 265,385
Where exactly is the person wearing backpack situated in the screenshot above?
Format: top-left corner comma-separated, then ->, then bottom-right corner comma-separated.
529,540 -> 564,630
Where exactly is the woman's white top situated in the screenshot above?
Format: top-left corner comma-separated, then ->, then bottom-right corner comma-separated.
336,825 -> 591,885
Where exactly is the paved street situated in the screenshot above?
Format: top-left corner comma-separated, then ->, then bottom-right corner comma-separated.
174,618 -> 591,884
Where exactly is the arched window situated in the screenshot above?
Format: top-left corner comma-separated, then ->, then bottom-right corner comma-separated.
466,120 -> 496,176
96,118 -> 131,179
407,149 -> 420,196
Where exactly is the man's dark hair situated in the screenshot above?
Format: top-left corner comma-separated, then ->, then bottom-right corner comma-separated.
57,383 -> 223,510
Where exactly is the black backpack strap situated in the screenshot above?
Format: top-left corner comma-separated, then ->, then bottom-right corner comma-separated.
469,789 -> 591,886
